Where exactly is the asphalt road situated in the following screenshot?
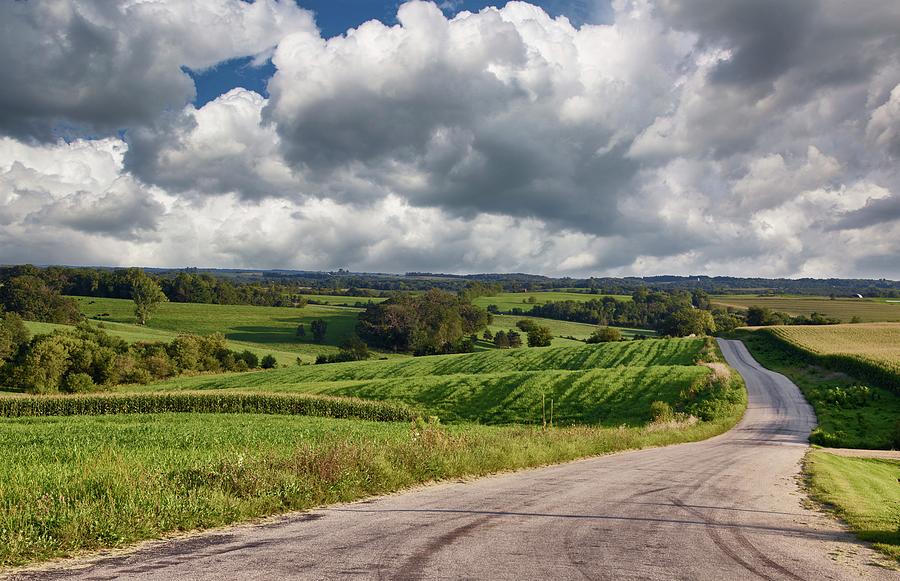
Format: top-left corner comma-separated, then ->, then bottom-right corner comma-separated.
11,339 -> 898,580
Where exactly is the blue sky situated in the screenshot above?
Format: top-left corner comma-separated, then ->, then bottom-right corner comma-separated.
189,0 -> 607,106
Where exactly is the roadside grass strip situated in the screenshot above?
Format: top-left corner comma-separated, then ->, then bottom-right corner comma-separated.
805,451 -> 900,563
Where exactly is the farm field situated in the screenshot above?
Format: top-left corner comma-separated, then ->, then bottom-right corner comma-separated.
471,291 -> 631,311
764,323 -> 900,364
22,320 -> 302,367
487,314 -> 652,344
72,296 -> 368,362
736,327 -> 900,449
805,451 -> 900,562
0,336 -> 745,568
711,294 -> 900,323
132,339 -> 709,425
301,294 -> 387,306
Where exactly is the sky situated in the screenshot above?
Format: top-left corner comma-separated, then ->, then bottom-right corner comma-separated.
0,1 -> 899,279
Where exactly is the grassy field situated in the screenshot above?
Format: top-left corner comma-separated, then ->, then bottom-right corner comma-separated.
736,329 -> 900,449
71,296 -> 367,363
130,339 -> 707,425
471,291 -> 631,311
805,451 -> 900,562
301,294 -> 387,306
486,314 -> 652,344
22,320 -> 303,367
0,406 -> 743,568
712,295 -> 900,323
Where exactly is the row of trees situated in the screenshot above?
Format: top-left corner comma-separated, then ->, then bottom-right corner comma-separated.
0,314 -> 273,393
0,265 -> 306,309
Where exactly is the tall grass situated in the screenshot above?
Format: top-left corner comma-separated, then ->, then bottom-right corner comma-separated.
0,407 -> 744,568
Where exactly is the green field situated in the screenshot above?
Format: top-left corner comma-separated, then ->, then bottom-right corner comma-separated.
71,296 -> 368,362
131,339 -> 707,425
712,295 -> 900,323
736,329 -> 900,449
805,451 -> 900,562
0,405 -> 743,567
301,294 -> 387,306
487,314 -> 652,344
472,291 -> 631,311
22,320 -> 303,367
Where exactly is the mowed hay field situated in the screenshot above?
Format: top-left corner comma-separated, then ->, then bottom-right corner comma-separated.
712,295 -> 900,323
72,296 -> 368,362
131,339 -> 709,425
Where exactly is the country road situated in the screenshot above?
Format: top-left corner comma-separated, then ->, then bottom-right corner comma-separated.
11,339 -> 898,580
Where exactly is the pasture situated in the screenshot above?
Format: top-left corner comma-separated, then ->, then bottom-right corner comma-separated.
471,291 -> 631,311
486,314 -> 651,344
72,296 -> 365,362
712,294 -> 900,323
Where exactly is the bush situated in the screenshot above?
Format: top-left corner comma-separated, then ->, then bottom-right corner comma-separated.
62,372 -> 95,393
586,327 -> 622,343
261,355 -> 278,369
516,319 -> 538,332
526,326 -> 553,347
239,350 -> 259,369
650,400 -> 675,422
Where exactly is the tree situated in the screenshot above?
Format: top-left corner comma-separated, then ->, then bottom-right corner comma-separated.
506,329 -> 523,348
745,306 -> 772,327
261,354 -> 278,369
586,327 -> 621,343
296,324 -> 306,338
310,319 -> 328,343
482,329 -> 494,341
493,330 -> 510,349
0,275 -> 80,323
662,308 -> 716,337
516,319 -> 538,332
0,309 -> 28,362
527,326 -> 553,347
711,309 -> 741,334
130,271 -> 167,325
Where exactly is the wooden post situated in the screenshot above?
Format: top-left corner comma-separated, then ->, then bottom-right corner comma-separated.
542,393 -> 546,430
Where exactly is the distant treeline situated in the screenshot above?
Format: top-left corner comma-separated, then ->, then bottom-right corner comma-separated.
0,265 -> 305,308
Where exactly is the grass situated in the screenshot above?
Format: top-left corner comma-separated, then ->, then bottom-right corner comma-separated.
486,314 -> 652,345
712,295 -> 900,323
301,294 -> 387,306
0,405 -> 743,568
22,320 -> 303,368
129,339 -> 708,425
70,296 -> 371,363
805,451 -> 900,563
735,330 -> 900,449
471,291 -> 631,311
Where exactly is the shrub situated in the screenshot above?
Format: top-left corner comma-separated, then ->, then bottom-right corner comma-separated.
650,400 -> 675,422
261,355 -> 278,369
62,372 -> 95,393
586,327 -> 622,343
516,319 -> 538,332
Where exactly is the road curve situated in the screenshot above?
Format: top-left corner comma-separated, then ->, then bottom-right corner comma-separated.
11,339 -> 898,580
